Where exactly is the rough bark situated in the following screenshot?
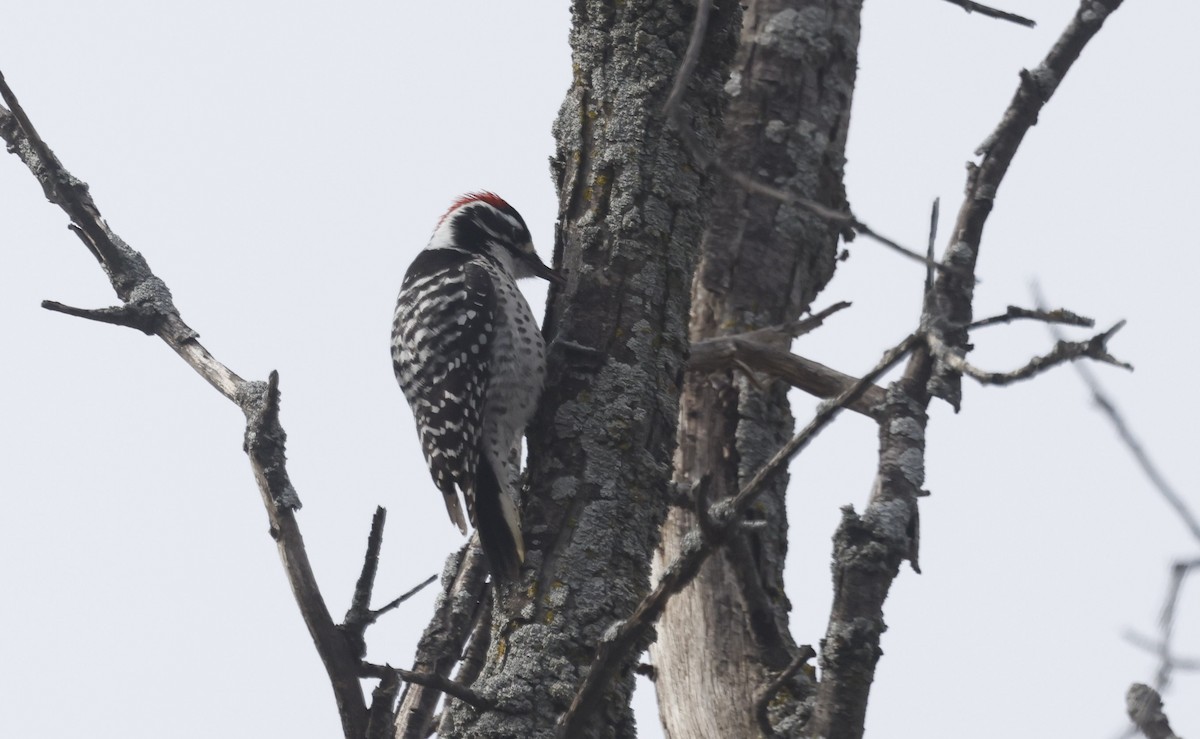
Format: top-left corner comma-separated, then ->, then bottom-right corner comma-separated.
439,2 -> 741,737
650,2 -> 862,737
394,545 -> 487,739
809,3 -> 1128,737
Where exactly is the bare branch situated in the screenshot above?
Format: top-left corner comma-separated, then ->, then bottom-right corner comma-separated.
41,299 -> 162,334
2,74 -> 243,402
923,199 -> 940,301
688,303 -> 886,420
720,155 -> 953,274
702,150 -> 964,277
1078,364 -> 1199,542
755,646 -> 816,738
664,35 -> 962,282
339,508 -> 436,664
453,597 -> 494,693
1125,683 -> 1180,739
1157,559 -> 1200,682
394,545 -> 488,739
732,335 -> 918,508
347,507 -> 389,635
557,333 -> 920,737
940,0 -> 1037,27
926,321 -> 1131,386
927,0 -> 1127,410
812,4 -> 1130,735
738,301 -> 852,343
1121,558 -> 1200,695
366,669 -> 402,739
373,574 -> 439,620
1032,289 -> 1200,733
968,305 -> 1094,330
363,662 -> 494,712
1123,631 -> 1200,672
2,70 -> 370,738
1035,286 -> 1200,546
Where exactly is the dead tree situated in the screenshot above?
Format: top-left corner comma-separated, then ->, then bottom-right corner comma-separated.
0,0 -> 1152,738
654,1 -> 861,736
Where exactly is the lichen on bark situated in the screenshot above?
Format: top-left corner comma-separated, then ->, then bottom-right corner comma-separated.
439,2 -> 741,737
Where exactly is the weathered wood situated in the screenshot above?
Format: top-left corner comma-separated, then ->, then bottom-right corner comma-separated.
652,2 -> 864,736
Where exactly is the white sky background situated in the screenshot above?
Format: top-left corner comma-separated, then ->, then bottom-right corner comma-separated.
2,1 -> 1197,737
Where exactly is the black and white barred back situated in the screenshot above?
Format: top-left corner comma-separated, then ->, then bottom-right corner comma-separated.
391,193 -> 560,580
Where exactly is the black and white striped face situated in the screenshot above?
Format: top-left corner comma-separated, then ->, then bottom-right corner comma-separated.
429,193 -> 561,283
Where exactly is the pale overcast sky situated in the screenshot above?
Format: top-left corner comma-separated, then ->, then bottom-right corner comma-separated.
2,2 -> 1197,737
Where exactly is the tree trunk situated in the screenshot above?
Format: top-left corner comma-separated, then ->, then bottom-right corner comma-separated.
440,2 -> 741,737
651,2 -> 862,737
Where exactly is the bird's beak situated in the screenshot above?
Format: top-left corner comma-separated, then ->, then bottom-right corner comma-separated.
526,251 -> 566,286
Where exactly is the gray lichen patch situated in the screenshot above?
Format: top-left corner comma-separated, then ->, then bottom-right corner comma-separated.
757,8 -> 834,61
862,498 -> 914,551
888,416 -> 924,443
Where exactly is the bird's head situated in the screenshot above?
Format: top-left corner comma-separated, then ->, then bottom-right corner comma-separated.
430,192 -> 563,285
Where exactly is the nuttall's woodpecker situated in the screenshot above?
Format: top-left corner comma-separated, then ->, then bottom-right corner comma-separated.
391,193 -> 561,580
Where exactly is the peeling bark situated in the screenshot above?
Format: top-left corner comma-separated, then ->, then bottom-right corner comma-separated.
651,2 -> 862,737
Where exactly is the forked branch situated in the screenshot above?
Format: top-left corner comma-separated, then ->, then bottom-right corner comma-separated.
2,69 -> 383,739
557,333 -> 921,737
926,321 -> 1131,386
811,2 -> 1130,736
688,301 -> 887,419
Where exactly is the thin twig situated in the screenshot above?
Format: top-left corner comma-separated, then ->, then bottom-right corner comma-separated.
737,301 -> 852,343
341,509 -> 437,659
688,302 -> 887,419
1055,355 -> 1199,541
923,198 -> 940,303
755,645 -> 816,738
1122,557 -> 1200,692
348,508 -> 388,627
968,305 -> 1094,330
666,34 -> 963,283
1033,290 -> 1200,734
362,663 -> 494,712
557,333 -> 920,737
711,152 -> 963,277
939,0 -> 1037,27
1157,559 -> 1200,684
1034,284 -> 1200,543
927,0 -> 1126,410
1122,631 -> 1200,671
373,574 -> 439,619
41,299 -> 162,334
732,336 -> 918,505
926,321 -> 1131,386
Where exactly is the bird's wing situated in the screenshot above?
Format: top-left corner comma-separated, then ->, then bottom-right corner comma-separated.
393,253 -> 496,532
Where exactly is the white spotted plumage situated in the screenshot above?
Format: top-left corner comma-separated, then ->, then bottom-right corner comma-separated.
391,193 -> 560,579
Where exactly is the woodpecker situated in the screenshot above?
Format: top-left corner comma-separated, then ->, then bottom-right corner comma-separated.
392,192 -> 560,580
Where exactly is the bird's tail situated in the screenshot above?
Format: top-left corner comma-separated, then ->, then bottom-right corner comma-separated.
474,459 -> 525,580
